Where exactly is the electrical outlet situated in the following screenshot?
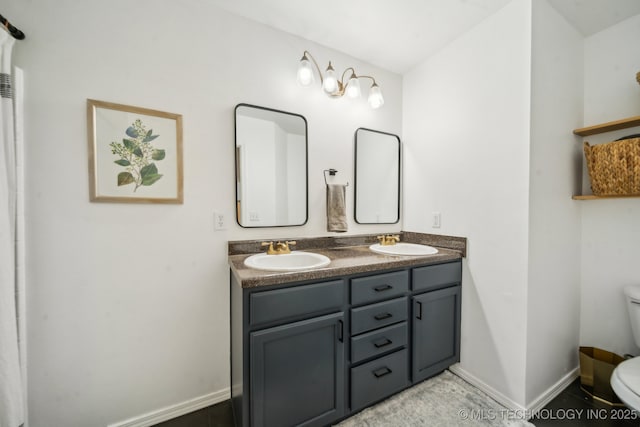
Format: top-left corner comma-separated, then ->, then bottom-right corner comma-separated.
214,211 -> 227,231
432,212 -> 441,228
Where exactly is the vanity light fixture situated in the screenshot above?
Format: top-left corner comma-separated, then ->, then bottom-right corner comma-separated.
296,50 -> 384,109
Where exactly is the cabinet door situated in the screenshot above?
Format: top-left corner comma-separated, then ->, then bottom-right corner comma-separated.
250,312 -> 345,427
412,285 -> 461,383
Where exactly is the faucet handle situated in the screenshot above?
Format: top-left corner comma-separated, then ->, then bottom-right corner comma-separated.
286,240 -> 297,248
261,241 -> 275,254
376,235 -> 386,244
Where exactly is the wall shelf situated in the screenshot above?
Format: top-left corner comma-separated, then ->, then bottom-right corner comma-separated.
572,194 -> 640,200
573,115 -> 640,136
573,115 -> 640,200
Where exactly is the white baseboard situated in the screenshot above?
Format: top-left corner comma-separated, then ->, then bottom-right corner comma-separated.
448,364 -> 527,412
107,388 -> 230,427
449,364 -> 580,419
526,367 -> 580,414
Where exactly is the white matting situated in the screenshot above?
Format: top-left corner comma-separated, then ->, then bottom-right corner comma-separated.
335,371 -> 535,427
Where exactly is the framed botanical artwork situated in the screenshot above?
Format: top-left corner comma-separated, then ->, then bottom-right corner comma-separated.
87,99 -> 183,203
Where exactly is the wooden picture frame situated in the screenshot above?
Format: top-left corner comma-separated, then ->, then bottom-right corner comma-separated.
87,99 -> 183,203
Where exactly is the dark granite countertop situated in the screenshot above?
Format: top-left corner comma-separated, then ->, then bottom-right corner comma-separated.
229,232 -> 466,288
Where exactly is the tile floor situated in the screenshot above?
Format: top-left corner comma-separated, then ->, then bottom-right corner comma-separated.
531,378 -> 638,427
152,400 -> 234,427
152,378 -> 637,427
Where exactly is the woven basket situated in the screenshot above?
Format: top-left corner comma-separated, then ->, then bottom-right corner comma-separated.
584,137 -> 640,196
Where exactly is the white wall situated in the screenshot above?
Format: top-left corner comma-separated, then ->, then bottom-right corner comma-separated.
403,0 -> 532,406
580,14 -> 640,357
525,0 -> 583,406
4,0 -> 402,426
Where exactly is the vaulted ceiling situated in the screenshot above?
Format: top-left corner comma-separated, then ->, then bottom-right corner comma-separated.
210,0 -> 640,74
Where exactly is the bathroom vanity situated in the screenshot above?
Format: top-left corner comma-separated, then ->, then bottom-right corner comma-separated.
229,233 -> 465,427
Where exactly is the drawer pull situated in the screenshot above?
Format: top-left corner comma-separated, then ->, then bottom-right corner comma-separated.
373,367 -> 392,378
374,312 -> 393,321
373,338 -> 392,348
374,284 -> 393,292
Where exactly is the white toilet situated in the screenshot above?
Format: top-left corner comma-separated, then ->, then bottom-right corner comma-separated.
611,285 -> 640,411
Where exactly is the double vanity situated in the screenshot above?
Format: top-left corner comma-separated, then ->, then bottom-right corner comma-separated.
229,232 -> 466,427
232,102 -> 463,427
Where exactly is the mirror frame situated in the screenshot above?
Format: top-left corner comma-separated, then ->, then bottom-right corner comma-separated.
354,127 -> 401,224
234,103 -> 309,228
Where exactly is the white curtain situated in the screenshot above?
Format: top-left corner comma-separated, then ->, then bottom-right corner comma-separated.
0,29 -> 25,427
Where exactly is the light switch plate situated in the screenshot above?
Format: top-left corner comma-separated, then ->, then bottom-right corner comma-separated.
432,212 -> 441,228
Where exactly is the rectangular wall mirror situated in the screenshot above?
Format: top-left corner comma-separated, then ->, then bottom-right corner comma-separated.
354,128 -> 400,224
234,104 -> 308,227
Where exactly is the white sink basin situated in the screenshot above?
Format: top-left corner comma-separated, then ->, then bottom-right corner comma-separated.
369,243 -> 439,256
244,251 -> 331,272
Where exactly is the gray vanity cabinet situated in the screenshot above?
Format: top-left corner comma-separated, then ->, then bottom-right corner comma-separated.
250,312 -> 345,427
412,285 -> 461,382
411,261 -> 462,382
231,277 -> 347,427
231,258 -> 462,427
348,271 -> 410,411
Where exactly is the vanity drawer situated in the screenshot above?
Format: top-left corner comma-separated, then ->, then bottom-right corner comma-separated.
351,297 -> 407,335
351,348 -> 409,411
250,280 -> 344,327
412,261 -> 462,292
351,270 -> 409,305
351,322 -> 408,364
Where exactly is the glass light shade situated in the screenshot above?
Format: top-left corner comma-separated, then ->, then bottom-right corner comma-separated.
346,75 -> 361,98
297,58 -> 315,87
368,83 -> 384,109
323,63 -> 338,94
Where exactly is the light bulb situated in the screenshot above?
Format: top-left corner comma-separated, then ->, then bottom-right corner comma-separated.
346,74 -> 361,98
323,62 -> 338,94
297,56 -> 315,87
368,83 -> 384,109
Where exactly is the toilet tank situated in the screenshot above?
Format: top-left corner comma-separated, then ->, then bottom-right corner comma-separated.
624,285 -> 640,347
